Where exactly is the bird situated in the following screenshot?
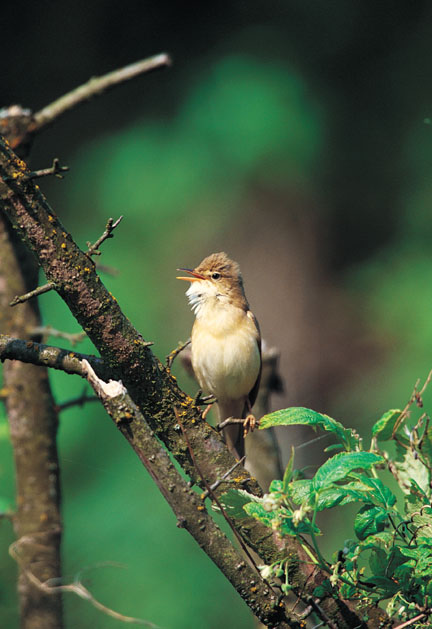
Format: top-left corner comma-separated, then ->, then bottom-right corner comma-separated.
177,252 -> 262,459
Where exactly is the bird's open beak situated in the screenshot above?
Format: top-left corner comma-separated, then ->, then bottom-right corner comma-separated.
176,268 -> 205,282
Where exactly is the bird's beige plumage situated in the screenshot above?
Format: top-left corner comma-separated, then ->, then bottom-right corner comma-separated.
177,252 -> 261,458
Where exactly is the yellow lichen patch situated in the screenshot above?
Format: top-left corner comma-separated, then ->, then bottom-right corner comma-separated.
52,229 -> 57,235
15,158 -> 27,170
197,505 -> 205,511
250,586 -> 257,593
48,215 -> 54,222
84,267 -> 91,273
61,243 -> 66,249
68,353 -> 75,358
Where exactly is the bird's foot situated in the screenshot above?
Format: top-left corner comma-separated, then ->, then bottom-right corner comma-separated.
202,403 -> 213,420
243,414 -> 257,439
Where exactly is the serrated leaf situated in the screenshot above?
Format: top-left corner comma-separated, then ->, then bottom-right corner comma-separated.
259,407 -> 360,451
350,475 -> 396,508
282,446 -> 295,493
354,505 -> 388,541
290,479 -> 314,505
372,409 -> 402,441
395,443 -> 430,495
315,487 -> 369,510
217,489 -> 260,519
313,452 -> 384,491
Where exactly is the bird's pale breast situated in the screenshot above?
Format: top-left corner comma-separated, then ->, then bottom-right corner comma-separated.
191,307 -> 260,401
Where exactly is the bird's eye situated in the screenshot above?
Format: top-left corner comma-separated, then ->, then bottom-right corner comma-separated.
211,272 -> 221,280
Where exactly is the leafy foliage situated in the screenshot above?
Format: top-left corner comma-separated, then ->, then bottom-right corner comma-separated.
221,386 -> 432,627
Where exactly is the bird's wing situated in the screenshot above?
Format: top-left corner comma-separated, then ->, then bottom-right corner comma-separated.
246,309 -> 262,410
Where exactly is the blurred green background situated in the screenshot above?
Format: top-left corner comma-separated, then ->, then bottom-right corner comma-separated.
2,1 -> 432,627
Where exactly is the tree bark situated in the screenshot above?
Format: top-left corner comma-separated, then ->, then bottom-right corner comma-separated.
0,211 -> 62,629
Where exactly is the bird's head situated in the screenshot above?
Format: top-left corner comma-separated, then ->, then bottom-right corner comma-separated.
177,252 -> 247,316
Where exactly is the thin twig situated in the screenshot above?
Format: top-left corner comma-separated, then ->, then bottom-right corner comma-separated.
200,456 -> 246,499
26,158 -> 69,180
392,368 -> 432,437
55,392 -> 98,413
165,339 -> 191,368
86,216 -> 123,257
9,282 -> 55,307
393,612 -> 428,629
9,536 -> 157,626
29,325 -> 87,347
32,54 -> 171,133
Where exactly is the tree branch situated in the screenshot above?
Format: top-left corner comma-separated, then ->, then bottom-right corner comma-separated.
0,334 -> 109,379
31,54 -> 171,134
0,208 -> 63,628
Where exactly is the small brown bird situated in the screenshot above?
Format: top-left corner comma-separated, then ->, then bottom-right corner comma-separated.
177,252 -> 262,458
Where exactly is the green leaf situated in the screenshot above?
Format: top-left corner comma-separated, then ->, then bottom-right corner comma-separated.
350,475 -> 396,508
290,479 -> 314,505
259,407 -> 360,451
243,502 -> 275,527
217,489 -> 260,519
313,579 -> 333,598
362,575 -> 399,596
315,487 -> 369,510
369,547 -> 388,576
313,452 -> 384,491
280,514 -> 320,536
269,480 -> 283,493
372,409 -> 402,441
282,446 -> 295,493
354,505 -> 388,541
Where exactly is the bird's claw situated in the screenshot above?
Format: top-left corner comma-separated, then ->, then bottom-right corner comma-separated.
243,414 -> 257,439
